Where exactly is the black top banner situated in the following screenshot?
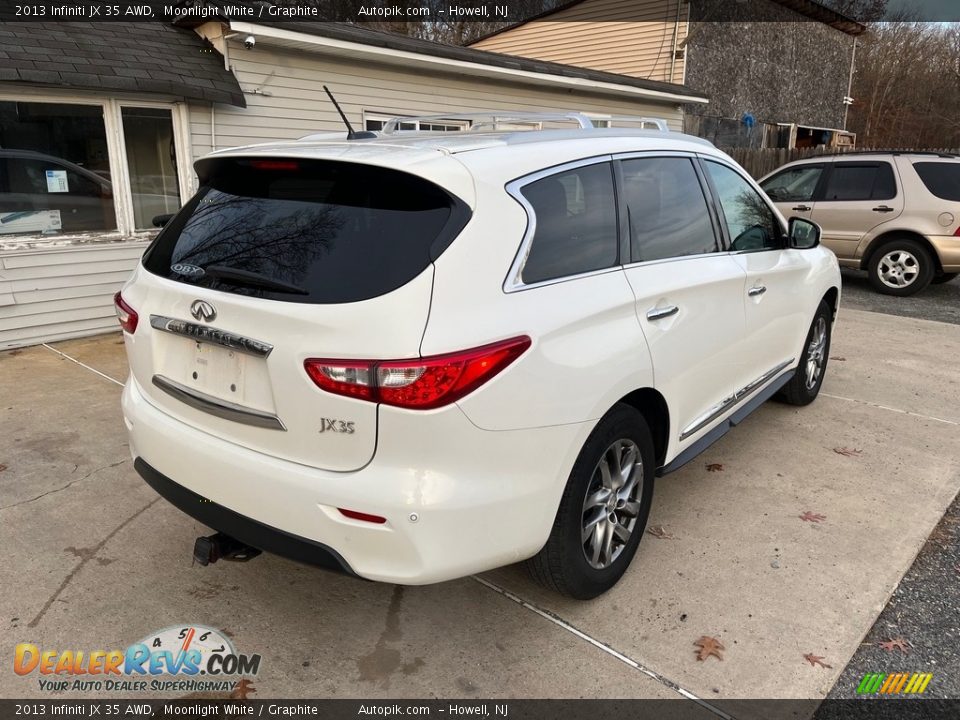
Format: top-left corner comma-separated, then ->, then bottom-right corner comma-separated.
2,0 -> 958,24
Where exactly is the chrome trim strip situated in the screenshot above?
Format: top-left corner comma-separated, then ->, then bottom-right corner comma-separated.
150,315 -> 273,358
503,155 -> 615,293
679,358 -> 794,441
152,375 -> 287,431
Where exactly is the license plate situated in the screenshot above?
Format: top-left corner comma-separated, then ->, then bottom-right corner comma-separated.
187,341 -> 246,400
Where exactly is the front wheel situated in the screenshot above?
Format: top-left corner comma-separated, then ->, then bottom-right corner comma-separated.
867,238 -> 934,296
778,300 -> 832,406
526,404 -> 655,600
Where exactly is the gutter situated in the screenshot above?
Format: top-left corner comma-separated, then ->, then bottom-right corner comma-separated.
227,21 -> 709,106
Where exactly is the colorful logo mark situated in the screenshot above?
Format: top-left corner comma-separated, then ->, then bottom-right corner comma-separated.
857,672 -> 933,695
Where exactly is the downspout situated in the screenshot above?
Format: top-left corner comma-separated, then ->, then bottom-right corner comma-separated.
843,36 -> 857,131
211,102 -> 216,152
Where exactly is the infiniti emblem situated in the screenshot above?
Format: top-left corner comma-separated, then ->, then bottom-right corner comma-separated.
190,300 -> 217,323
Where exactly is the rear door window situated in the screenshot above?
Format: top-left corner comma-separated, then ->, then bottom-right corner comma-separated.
519,162 -> 618,284
822,162 -> 897,201
913,162 -> 960,202
621,156 -> 717,262
142,158 -> 469,304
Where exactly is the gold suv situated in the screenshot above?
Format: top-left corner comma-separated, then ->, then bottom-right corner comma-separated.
760,152 -> 960,296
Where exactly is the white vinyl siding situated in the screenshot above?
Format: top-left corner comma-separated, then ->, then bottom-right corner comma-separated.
200,45 -> 683,153
471,0 -> 689,85
0,242 -> 148,350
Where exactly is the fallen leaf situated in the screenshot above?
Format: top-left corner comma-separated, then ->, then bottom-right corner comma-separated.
694,636 -> 725,662
799,511 -> 826,523
803,653 -> 833,669
0,464 -> 7,472
833,447 -> 862,457
647,525 -> 674,540
829,356 -> 846,361
878,637 -> 911,655
230,679 -> 256,700
706,463 -> 724,472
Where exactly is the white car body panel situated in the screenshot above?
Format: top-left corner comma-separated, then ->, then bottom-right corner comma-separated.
118,127 -> 841,585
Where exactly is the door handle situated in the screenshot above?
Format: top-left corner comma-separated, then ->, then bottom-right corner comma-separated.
872,205 -> 895,213
748,285 -> 767,297
792,205 -> 811,212
646,305 -> 679,321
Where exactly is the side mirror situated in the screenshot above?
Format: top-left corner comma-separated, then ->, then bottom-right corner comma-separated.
152,213 -> 175,228
788,217 -> 820,249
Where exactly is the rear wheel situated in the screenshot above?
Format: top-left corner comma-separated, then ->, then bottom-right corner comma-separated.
778,300 -> 832,406
932,273 -> 958,285
867,238 -> 934,296
527,404 -> 654,600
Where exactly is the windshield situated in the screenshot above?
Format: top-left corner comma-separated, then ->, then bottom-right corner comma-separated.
142,158 -> 469,304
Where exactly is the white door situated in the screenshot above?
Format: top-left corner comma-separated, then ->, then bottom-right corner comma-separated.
702,159 -> 812,386
617,154 -> 748,450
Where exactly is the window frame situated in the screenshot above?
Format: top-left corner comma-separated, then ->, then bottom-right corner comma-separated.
504,154 -> 622,292
817,160 -> 899,203
613,150 -> 722,266
0,91 -> 191,239
698,156 -> 788,254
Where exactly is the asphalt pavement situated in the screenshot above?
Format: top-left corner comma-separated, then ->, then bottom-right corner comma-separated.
839,268 -> 960,326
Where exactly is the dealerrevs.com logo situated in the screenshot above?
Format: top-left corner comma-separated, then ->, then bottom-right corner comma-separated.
14,625 -> 261,693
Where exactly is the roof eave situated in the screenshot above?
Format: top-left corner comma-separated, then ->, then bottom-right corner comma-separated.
228,21 -> 708,105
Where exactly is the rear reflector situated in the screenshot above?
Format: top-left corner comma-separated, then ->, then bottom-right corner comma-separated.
304,336 -> 531,410
338,508 -> 387,524
113,292 -> 138,334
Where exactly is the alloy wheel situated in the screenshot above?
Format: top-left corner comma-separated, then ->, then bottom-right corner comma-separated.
878,250 -> 920,289
581,439 -> 643,570
805,316 -> 827,390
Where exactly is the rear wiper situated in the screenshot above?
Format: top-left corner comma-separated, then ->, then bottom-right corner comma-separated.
203,265 -> 309,295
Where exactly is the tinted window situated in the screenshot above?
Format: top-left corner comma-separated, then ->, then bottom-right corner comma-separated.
913,162 -> 960,202
621,157 -> 716,262
520,162 -> 618,284
823,162 -> 897,201
705,161 -> 781,252
760,165 -> 823,202
142,158 -> 468,304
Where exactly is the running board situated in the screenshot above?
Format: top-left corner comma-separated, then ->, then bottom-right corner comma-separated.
657,369 -> 795,477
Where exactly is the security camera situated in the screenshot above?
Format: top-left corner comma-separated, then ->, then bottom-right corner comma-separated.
244,35 -> 256,50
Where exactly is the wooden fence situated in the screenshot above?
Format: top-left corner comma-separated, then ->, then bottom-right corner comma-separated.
722,147 -> 960,179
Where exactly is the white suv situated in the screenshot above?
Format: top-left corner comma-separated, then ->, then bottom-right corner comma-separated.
116,114 -> 840,599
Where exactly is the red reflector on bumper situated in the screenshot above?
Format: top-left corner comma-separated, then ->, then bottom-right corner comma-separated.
338,508 -> 387,524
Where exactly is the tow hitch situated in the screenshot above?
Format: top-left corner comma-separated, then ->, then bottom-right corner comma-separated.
193,532 -> 262,566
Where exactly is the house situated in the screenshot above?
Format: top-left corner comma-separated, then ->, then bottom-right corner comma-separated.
471,0 -> 866,149
0,19 -> 707,350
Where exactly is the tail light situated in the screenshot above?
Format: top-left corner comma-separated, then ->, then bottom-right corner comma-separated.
113,292 -> 138,334
954,225 -> 960,237
304,336 -> 531,410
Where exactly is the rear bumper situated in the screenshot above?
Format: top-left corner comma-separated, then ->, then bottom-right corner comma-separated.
134,457 -> 358,576
929,235 -> 960,272
122,375 -> 589,584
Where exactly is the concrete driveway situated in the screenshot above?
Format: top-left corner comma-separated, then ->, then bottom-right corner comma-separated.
1,308 -> 958,713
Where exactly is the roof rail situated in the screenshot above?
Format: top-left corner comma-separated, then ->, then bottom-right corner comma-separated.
597,116 -> 671,132
381,111 -> 598,134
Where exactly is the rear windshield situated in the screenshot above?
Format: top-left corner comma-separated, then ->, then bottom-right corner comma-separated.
913,162 -> 960,202
142,158 -> 469,304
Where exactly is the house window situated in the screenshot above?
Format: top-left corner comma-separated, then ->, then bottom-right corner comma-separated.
364,113 -> 468,132
121,107 -> 181,230
0,98 -> 184,238
0,101 -> 116,235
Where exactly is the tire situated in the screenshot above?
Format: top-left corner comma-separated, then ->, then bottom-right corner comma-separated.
932,273 -> 958,285
526,404 -> 655,600
867,238 -> 934,296
778,300 -> 832,406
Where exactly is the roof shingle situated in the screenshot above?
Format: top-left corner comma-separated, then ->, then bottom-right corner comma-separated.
0,22 -> 245,107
